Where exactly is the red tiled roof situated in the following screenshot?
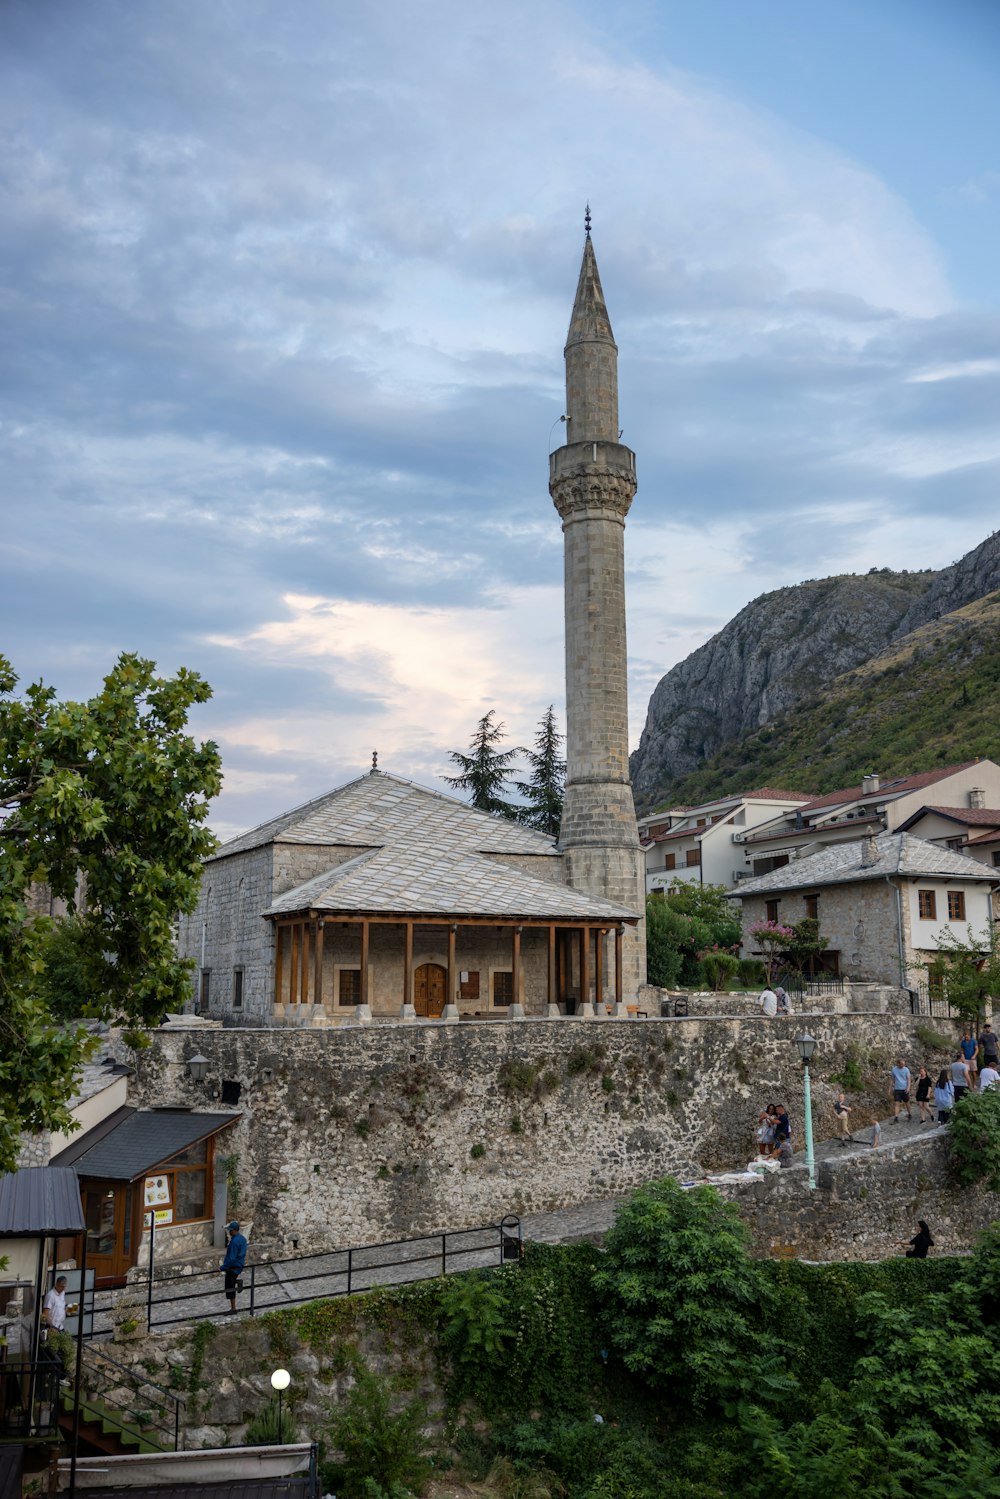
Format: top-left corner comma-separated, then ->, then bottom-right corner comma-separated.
968,828 -> 1000,846
796,762 -> 980,814
740,787 -> 814,802
919,805 -> 1000,826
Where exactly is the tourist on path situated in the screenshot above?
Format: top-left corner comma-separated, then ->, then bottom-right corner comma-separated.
950,1053 -> 971,1103
758,986 -> 778,1018
904,1220 -> 934,1259
960,1029 -> 979,1084
914,1067 -> 934,1124
833,1091 -> 852,1144
980,1059 -> 1000,1092
755,1105 -> 777,1156
934,1070 -> 954,1124
220,1221 -> 248,1314
890,1058 -> 913,1122
773,1104 -> 791,1148
979,1023 -> 999,1069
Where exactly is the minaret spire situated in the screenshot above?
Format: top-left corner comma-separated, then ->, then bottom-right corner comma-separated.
549,227 -> 646,1002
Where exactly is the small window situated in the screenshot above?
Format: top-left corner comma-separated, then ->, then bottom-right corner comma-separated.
221,1080 -> 242,1106
765,899 -> 780,923
232,968 -> 244,1009
199,970 -> 211,1009
918,890 -> 937,920
459,971 -> 481,1002
992,852 -> 1000,869
662,852 -> 676,871
947,890 -> 966,921
946,837 -> 965,852
338,968 -> 361,1005
804,894 -> 819,921
685,849 -> 700,867
929,970 -> 945,1000
492,971 -> 513,1006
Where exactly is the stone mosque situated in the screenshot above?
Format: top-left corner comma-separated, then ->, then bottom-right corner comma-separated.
179,224 -> 648,1023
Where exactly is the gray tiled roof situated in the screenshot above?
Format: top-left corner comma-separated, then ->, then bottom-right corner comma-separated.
731,832 -> 1000,898
265,842 -> 638,921
51,1110 -> 240,1183
209,770 -> 561,861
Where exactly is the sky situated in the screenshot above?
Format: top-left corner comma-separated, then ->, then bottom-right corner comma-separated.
2,0 -> 999,841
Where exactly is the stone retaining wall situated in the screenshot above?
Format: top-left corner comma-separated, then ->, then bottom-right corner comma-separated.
127,1009 -> 964,1251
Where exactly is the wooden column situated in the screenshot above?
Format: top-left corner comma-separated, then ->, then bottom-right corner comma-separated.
300,922 -> 311,1005
314,919 -> 325,1008
512,926 -> 521,1008
547,925 -> 556,1009
360,919 -> 370,1008
275,924 -> 284,1006
290,924 -> 300,1007
404,921 -> 413,1007
580,925 -> 590,1009
615,925 -> 623,1007
447,925 -> 457,1010
594,928 -> 604,1010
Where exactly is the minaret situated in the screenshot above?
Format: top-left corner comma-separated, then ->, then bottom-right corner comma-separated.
549,213 -> 646,999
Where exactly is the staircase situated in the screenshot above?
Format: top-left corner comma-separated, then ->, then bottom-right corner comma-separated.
58,1343 -> 184,1456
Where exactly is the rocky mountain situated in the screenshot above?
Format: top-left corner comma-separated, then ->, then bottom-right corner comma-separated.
630,528 -> 1000,811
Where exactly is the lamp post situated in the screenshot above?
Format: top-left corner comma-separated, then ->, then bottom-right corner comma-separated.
270,1367 -> 290,1444
187,1053 -> 209,1083
796,1033 -> 817,1191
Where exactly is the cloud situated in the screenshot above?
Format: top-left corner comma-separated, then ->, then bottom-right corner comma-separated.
0,0 -> 995,837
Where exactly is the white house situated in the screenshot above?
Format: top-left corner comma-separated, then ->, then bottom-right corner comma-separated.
638,789 -> 811,893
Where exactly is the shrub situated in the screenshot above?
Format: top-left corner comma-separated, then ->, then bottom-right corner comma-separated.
320,1364 -> 431,1499
948,1086 -> 1000,1191
245,1395 -> 297,1446
470,1142 -> 486,1159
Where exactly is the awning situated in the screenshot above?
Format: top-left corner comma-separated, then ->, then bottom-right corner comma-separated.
0,1166 -> 86,1237
49,1109 -> 241,1184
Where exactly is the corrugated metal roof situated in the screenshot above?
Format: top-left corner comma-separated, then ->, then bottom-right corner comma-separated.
0,1167 -> 85,1237
50,1110 -> 240,1183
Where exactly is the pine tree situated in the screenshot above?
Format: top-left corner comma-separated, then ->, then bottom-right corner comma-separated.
515,705 -> 565,838
444,710 -> 519,818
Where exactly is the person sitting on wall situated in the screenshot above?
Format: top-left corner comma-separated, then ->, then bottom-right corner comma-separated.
774,987 -> 793,1015
220,1221 -> 248,1314
758,985 -> 777,1018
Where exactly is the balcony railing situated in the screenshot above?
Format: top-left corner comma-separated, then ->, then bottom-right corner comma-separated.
0,1356 -> 62,1443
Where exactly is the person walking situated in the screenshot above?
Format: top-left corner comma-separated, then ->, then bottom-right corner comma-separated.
890,1058 -> 913,1122
934,1069 -> 955,1124
43,1276 -> 67,1335
914,1066 -> 934,1124
833,1091 -> 852,1144
950,1052 -> 971,1104
220,1221 -> 248,1314
960,1029 -> 979,1086
904,1220 -> 934,1259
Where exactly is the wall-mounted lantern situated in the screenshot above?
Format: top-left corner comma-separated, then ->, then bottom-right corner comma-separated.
187,1053 -> 210,1083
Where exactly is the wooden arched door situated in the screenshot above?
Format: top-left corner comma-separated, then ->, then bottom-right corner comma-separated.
414,962 -> 447,1018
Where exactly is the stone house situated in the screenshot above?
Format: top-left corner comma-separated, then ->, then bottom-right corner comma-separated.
177,768 -> 641,1025
730,831 -> 1000,987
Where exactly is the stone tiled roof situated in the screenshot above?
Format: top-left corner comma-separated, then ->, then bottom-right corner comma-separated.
209,771 -> 561,862
265,842 -> 638,921
730,833 -> 1000,898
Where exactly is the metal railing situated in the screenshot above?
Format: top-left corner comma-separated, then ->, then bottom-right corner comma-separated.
74,1342 -> 185,1450
0,1356 -> 61,1441
84,1216 -> 522,1336
776,972 -> 845,996
909,986 -> 956,1019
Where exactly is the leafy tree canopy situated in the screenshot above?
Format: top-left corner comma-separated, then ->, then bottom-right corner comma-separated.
925,921 -> 1000,1024
0,653 -> 221,1171
646,884 -> 743,987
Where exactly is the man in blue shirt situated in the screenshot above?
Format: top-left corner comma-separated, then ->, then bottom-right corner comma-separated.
220,1221 -> 248,1314
890,1058 -> 912,1122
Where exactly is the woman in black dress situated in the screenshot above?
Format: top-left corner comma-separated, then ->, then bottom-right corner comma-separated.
914,1066 -> 933,1123
905,1220 -> 934,1258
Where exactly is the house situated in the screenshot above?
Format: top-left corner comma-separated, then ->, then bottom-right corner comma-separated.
729,832 -> 1000,987
177,769 -> 641,1025
736,761 -> 1000,877
638,789 -> 811,893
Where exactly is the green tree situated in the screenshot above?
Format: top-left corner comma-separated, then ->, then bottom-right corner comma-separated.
783,917 -> 827,977
592,1177 -> 791,1411
0,652 -> 222,1171
646,884 -> 742,988
645,895 -> 684,988
320,1363 -> 431,1499
514,705 -> 565,837
946,1086 -> 1000,1192
443,709 -> 518,818
925,922 -> 1000,1024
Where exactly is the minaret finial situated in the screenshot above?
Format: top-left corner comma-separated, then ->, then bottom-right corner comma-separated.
584,203 -> 591,238
371,749 -> 378,772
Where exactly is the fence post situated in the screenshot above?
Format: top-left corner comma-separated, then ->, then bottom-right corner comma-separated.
146,1211 -> 156,1332
441,1233 -> 447,1277
174,1396 -> 180,1452
347,1247 -> 352,1297
249,1263 -> 256,1319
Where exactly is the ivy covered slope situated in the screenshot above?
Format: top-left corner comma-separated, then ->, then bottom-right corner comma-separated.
651,589 -> 1000,808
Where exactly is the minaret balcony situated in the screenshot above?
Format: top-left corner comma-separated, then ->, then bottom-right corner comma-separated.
549,440 -> 636,487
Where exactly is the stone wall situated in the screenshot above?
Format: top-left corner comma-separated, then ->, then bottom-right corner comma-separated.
720,1131 -> 999,1261
127,1010 -> 962,1252
739,879 -> 903,985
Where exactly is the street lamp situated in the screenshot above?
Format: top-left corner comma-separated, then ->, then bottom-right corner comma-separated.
270,1368 -> 290,1444
187,1054 -> 209,1083
796,1033 -> 817,1191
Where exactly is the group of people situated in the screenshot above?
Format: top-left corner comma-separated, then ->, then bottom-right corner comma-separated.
755,1102 -> 794,1166
889,1024 -> 1000,1126
757,985 -> 793,1017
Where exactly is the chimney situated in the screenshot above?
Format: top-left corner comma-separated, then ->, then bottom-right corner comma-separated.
969,786 -> 986,809
861,773 -> 880,795
861,834 -> 880,867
